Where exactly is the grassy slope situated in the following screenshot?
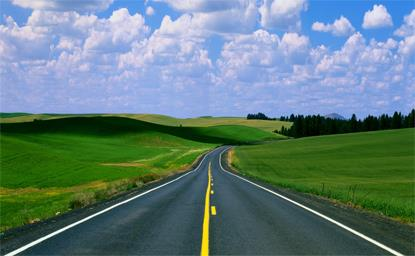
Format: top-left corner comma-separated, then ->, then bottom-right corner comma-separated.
0,116 -> 282,231
0,116 -> 283,144
0,113 -> 31,118
0,113 -> 74,122
0,113 -> 292,133
122,114 -> 291,133
231,129 -> 415,222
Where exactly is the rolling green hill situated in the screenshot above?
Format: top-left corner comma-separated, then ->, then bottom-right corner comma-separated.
0,112 -> 31,118
0,113 -> 292,133
0,116 -> 283,144
231,128 -> 415,222
0,116 -> 283,231
120,114 -> 291,133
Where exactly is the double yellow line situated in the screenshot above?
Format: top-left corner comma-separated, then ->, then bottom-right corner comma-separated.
201,162 -> 214,256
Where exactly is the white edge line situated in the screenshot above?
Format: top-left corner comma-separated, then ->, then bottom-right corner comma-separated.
218,147 -> 404,256
5,148 -> 216,256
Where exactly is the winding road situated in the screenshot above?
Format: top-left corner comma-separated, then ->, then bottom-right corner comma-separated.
2,147 -> 411,255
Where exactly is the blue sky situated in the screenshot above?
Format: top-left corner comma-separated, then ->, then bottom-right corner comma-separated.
0,0 -> 414,118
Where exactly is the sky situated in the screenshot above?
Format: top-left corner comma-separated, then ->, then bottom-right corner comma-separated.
0,0 -> 414,118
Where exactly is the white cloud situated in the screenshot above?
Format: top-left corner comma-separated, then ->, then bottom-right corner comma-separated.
83,8 -> 149,52
312,16 -> 355,37
1,5 -> 413,116
11,0 -> 113,12
214,30 -> 413,116
155,15 -> 205,38
398,35 -> 415,59
0,16 -> 50,61
146,6 -> 155,16
155,0 -> 308,34
154,0 -> 240,12
26,10 -> 98,38
216,30 -> 310,85
259,0 -> 307,31
394,9 -> 415,37
280,32 -> 309,64
154,0 -> 258,34
119,14 -> 211,71
191,1 -> 257,34
362,4 -> 393,29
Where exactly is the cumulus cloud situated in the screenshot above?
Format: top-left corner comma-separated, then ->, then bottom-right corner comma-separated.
11,0 -> 113,12
280,33 -> 310,64
191,1 -> 257,34
214,30 -> 413,116
216,29 -> 310,86
154,0 -> 258,34
155,0 -> 308,33
259,0 -> 307,31
0,8 -> 150,108
0,16 -> 50,60
146,6 -> 155,16
362,4 -> 393,29
398,35 -> 415,59
83,8 -> 149,52
394,9 -> 415,37
312,16 -> 355,37
119,13 -> 211,72
155,0 -> 240,12
1,4 -> 413,116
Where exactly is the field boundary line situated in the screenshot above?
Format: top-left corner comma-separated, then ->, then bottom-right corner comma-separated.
218,147 -> 404,256
5,148 -> 216,256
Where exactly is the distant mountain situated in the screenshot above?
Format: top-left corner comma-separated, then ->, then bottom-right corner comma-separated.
324,113 -> 346,120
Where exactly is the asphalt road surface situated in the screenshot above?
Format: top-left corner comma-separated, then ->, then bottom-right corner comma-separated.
2,147 -> 411,255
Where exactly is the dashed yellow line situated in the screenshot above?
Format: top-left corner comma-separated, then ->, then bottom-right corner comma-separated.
211,190 -> 214,195
211,206 -> 216,215
201,162 -> 212,256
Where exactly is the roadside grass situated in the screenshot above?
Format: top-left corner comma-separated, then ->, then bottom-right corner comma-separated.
0,179 -> 146,231
0,113 -> 292,133
231,128 -> 415,222
0,132 -> 210,231
0,116 -> 283,231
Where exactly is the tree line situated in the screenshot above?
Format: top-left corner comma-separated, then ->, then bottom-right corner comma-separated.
247,112 -> 276,120
277,109 -> 414,138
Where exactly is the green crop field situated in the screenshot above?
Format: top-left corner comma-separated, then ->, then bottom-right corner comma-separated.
0,116 -> 283,231
0,113 -> 292,133
231,128 -> 415,222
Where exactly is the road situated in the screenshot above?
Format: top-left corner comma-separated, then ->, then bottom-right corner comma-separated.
2,147 -> 410,255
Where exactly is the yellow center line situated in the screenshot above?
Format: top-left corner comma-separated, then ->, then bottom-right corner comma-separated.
201,162 -> 212,256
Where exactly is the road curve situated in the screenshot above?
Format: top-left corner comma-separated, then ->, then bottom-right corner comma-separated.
1,146 -> 411,255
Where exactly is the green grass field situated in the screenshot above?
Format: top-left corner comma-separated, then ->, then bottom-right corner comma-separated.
0,116 -> 283,231
0,113 -> 291,133
231,129 -> 415,222
0,113 -> 31,118
122,114 -> 291,133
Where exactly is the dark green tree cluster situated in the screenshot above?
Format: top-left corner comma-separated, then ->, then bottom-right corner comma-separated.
277,109 -> 414,138
247,112 -> 276,120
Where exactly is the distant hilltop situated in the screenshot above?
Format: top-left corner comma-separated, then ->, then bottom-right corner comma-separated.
324,113 -> 346,120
